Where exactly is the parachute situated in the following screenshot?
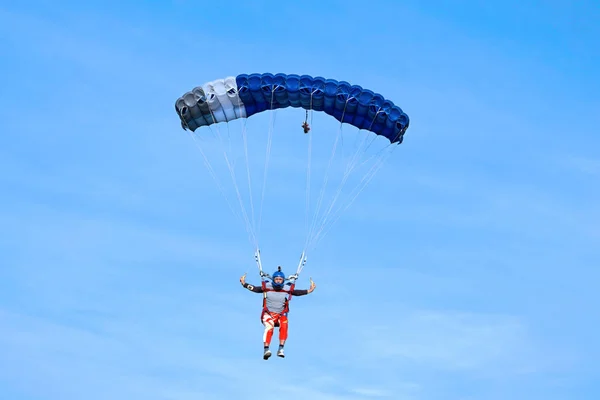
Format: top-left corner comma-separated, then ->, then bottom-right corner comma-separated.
174,73 -> 411,279
175,73 -> 409,142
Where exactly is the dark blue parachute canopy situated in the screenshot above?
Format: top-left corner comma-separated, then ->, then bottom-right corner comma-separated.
174,73 -> 410,144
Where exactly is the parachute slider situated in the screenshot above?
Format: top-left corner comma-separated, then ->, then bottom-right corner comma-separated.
302,121 -> 310,134
302,109 -> 310,133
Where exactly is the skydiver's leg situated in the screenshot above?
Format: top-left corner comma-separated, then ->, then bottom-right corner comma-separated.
261,312 -> 275,359
277,315 -> 288,358
262,313 -> 276,346
278,315 -> 288,343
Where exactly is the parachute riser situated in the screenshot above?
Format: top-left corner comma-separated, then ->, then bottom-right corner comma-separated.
255,250 -> 306,283
286,251 -> 307,283
255,249 -> 272,280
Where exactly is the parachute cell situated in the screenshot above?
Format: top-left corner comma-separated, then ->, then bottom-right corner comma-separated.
174,73 -> 410,143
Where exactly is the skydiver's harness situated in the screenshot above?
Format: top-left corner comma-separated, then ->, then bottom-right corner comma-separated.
254,249 -> 306,327
260,280 -> 295,327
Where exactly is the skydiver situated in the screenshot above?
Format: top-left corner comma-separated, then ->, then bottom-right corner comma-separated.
240,267 -> 316,359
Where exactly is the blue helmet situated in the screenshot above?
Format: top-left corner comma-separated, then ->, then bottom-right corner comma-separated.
272,267 -> 286,289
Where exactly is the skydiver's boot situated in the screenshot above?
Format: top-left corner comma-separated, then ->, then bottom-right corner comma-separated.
263,346 -> 271,360
277,345 -> 285,358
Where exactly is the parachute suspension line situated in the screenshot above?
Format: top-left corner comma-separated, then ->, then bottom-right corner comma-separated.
343,139 -> 392,177
227,122 -> 259,248
240,117 -> 259,251
187,131 -> 255,245
302,92 -> 317,250
342,122 -> 378,176
256,88 -> 277,242
304,108 -> 314,245
296,94 -> 315,277
306,110 -> 390,251
336,116 -> 385,189
335,144 -> 396,218
303,116 -> 345,254
311,143 -> 397,247
200,102 -> 258,248
303,97 -> 363,251
208,121 -> 258,248
308,115 -> 382,247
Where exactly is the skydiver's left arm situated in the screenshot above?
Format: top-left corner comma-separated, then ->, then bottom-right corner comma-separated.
292,279 -> 316,296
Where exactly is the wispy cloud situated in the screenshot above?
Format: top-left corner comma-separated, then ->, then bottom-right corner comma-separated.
0,306 -> 420,400
350,387 -> 395,397
363,310 -> 538,374
561,154 -> 600,177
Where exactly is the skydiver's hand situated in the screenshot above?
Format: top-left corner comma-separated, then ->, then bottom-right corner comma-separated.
240,273 -> 247,286
308,278 -> 316,293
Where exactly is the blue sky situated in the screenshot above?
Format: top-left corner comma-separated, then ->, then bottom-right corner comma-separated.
1,0 -> 599,399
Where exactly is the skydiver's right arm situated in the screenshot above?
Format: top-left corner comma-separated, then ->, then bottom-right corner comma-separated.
242,282 -> 264,293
